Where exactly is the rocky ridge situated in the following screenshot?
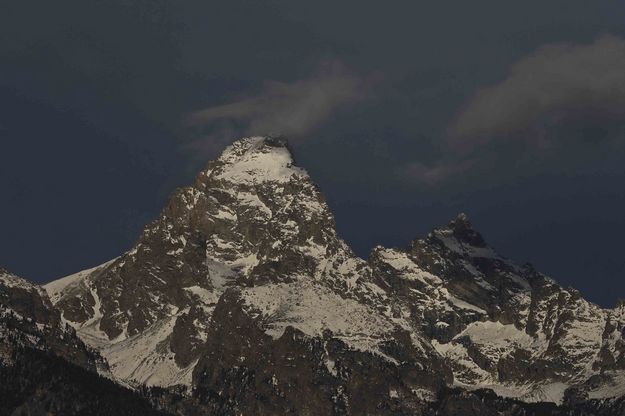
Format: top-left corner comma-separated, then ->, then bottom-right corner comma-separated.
0,267 -> 105,372
0,268 -> 166,415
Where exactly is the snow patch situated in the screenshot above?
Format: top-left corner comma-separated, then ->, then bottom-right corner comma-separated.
44,259 -> 116,303
242,281 -> 399,363
214,137 -> 307,185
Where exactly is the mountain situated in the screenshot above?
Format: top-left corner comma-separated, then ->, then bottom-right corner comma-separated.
370,215 -> 625,403
4,135 -> 620,415
0,267 -> 168,415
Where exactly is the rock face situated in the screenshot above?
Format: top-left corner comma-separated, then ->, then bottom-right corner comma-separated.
0,267 -> 104,372
0,268 -> 166,415
191,289 -> 442,415
38,136 -> 625,414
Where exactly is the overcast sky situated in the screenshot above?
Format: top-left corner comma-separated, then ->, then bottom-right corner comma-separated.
2,0 -> 625,307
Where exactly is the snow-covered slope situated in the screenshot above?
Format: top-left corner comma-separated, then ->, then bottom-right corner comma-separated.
43,136 -> 625,412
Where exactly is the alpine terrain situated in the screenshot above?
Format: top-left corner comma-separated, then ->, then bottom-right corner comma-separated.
2,136 -> 625,415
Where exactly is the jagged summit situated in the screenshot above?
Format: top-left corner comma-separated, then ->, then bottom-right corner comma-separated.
199,136 -> 307,186
439,212 -> 488,248
416,213 -> 492,259
449,212 -> 471,229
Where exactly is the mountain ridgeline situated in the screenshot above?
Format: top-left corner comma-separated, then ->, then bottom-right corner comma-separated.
1,136 -> 624,415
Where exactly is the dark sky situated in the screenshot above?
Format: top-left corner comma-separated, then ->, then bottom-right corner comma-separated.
2,0 -> 625,307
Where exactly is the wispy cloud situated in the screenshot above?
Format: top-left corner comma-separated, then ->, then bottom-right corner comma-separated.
449,35 -> 625,149
397,158 -> 477,186
184,61 -> 374,154
402,35 -> 625,186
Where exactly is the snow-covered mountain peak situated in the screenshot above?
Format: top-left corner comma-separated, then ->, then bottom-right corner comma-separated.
40,135 -> 362,387
417,214 -> 497,262
203,136 -> 307,185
